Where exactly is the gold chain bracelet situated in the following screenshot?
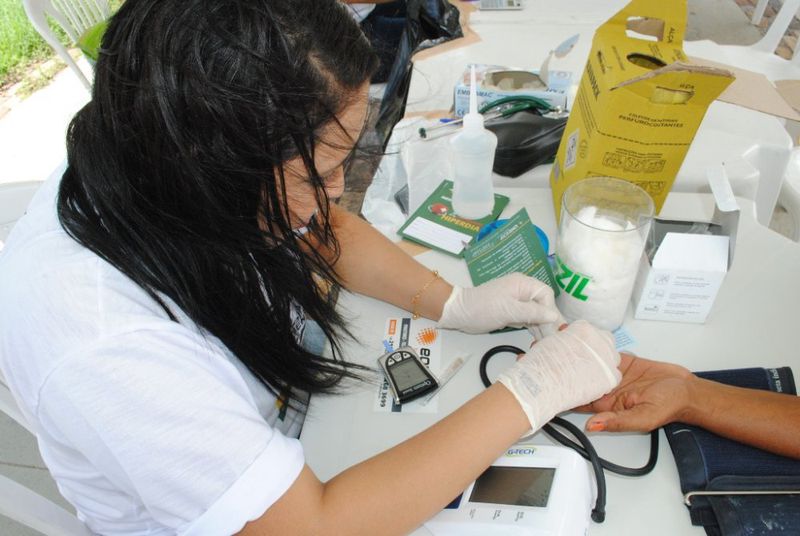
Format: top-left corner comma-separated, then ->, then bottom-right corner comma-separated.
411,270 -> 440,320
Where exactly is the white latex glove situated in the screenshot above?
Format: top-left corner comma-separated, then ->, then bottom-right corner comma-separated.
497,320 -> 621,431
437,273 -> 562,335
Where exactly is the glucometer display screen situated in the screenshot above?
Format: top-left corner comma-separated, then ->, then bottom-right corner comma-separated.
391,359 -> 430,390
469,466 -> 555,507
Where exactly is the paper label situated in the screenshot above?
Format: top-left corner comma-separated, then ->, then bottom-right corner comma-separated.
403,218 -> 472,256
398,180 -> 509,257
565,129 -> 579,170
464,208 -> 558,294
613,326 -> 637,352
634,267 -> 726,323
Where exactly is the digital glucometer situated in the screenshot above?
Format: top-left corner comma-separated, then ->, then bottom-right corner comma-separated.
425,445 -> 593,536
377,346 -> 438,405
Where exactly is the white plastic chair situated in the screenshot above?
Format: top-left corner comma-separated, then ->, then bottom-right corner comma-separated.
22,0 -> 109,91
752,0 -> 770,25
752,0 -> 800,57
0,181 -> 90,535
685,0 -> 800,79
682,1 -> 800,230
778,147 -> 800,240
751,0 -> 800,62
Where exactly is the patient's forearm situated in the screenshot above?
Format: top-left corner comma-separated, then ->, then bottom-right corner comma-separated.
685,377 -> 800,459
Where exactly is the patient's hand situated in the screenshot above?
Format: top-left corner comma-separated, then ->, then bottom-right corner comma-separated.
578,354 -> 695,433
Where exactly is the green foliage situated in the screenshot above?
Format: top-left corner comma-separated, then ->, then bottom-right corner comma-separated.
0,0 -> 123,88
0,0 -> 69,87
77,20 -> 107,62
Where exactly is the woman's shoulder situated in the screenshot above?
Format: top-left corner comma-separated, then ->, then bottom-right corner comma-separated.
0,191 -> 182,412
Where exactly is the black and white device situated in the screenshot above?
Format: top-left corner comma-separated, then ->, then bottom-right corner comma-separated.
425,445 -> 593,535
377,347 -> 438,405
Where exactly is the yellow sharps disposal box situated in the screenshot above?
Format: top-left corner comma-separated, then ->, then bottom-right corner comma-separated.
550,0 -> 735,218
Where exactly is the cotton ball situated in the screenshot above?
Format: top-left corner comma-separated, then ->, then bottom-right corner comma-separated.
556,206 -> 645,331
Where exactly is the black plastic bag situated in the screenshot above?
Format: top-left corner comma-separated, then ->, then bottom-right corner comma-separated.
375,0 -> 463,148
485,110 -> 567,178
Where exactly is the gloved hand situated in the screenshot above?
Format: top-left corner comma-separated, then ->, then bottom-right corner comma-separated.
497,320 -> 621,431
437,273 -> 563,335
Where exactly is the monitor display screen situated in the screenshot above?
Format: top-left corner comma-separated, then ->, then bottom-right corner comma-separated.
469,466 -> 555,507
391,359 -> 429,391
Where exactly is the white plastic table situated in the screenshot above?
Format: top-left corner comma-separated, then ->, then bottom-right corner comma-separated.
300,188 -> 800,535
401,1 -> 793,226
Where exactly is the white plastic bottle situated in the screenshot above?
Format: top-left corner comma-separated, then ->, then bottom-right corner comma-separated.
450,65 -> 498,220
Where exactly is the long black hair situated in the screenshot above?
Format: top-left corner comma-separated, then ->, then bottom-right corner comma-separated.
57,0 -> 379,404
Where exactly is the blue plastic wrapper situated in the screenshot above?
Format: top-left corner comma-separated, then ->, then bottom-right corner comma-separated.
476,218 -> 550,254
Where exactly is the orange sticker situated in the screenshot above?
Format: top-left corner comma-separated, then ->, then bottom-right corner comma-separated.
416,327 -> 438,346
388,319 -> 397,335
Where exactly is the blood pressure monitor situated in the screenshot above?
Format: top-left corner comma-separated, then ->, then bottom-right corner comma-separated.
425,445 -> 593,536
377,347 -> 438,405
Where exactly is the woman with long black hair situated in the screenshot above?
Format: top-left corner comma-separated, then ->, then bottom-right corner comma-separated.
0,1 -> 621,533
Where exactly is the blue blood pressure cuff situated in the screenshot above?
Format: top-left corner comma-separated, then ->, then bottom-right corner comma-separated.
664,367 -> 800,536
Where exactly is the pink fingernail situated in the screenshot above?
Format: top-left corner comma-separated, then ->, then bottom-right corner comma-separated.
587,422 -> 606,432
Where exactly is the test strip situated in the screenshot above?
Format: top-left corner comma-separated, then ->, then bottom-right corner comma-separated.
420,354 -> 473,406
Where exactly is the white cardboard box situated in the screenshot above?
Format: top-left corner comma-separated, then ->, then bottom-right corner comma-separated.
453,64 -> 572,117
632,167 -> 739,323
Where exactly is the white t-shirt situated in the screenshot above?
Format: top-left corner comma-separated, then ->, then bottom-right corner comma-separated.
0,175 -> 307,535
347,3 -> 376,22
